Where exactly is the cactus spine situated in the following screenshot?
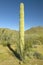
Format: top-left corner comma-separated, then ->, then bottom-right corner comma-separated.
19,3 -> 24,59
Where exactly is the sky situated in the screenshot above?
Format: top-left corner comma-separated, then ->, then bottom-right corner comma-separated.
0,0 -> 43,30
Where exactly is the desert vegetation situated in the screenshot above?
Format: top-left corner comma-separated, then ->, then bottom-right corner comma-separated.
0,26 -> 43,65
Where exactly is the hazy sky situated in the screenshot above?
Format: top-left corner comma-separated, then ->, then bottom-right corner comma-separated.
0,0 -> 43,30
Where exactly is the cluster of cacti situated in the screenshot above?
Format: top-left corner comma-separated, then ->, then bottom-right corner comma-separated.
19,3 -> 24,60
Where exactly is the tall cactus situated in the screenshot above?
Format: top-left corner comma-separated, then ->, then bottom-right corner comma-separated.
19,3 -> 24,60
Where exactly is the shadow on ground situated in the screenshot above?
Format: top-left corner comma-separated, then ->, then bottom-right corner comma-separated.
7,44 -> 22,61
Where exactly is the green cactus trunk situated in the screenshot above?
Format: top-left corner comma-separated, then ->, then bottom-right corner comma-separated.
19,3 -> 24,60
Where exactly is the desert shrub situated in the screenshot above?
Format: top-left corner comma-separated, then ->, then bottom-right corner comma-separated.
38,36 -> 43,44
24,39 -> 34,59
33,52 -> 43,59
33,40 -> 41,45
